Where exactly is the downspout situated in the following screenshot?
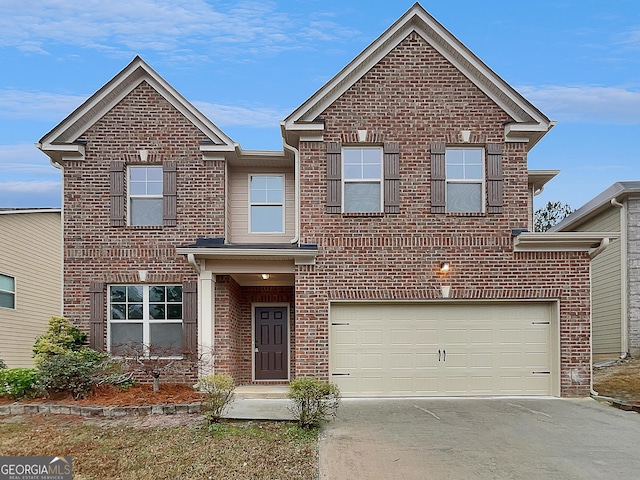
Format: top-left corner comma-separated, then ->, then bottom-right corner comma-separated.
187,253 -> 201,275
283,139 -> 300,244
48,156 -> 65,317
589,236 -> 612,397
611,197 -> 628,360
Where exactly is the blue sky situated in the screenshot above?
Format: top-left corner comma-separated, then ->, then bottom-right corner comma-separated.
0,1 -> 639,211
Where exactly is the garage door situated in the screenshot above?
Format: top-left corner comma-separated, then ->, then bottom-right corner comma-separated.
330,302 -> 556,397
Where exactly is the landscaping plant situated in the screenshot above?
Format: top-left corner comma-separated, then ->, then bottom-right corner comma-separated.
196,373 -> 235,424
0,367 -> 40,399
37,348 -> 111,399
33,316 -> 86,366
288,377 -> 341,429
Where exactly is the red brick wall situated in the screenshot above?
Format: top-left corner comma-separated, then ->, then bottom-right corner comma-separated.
293,33 -> 592,396
62,82 -> 225,376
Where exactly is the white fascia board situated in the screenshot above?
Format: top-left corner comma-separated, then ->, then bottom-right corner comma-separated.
513,232 -> 619,252
36,142 -> 85,162
0,209 -> 61,215
176,247 -> 317,265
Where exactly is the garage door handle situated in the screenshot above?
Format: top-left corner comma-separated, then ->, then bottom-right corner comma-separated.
331,373 -> 350,376
438,349 -> 441,361
443,349 -> 446,361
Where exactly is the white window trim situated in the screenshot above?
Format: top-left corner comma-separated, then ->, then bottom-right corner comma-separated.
248,174 -> 286,234
107,284 -> 183,357
127,165 -> 163,226
0,273 -> 15,310
341,146 -> 383,213
445,147 -> 485,213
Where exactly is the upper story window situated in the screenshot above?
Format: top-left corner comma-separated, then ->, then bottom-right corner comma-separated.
0,273 -> 15,309
249,175 -> 284,233
128,166 -> 163,226
108,284 -> 183,356
342,147 -> 383,213
445,148 -> 484,213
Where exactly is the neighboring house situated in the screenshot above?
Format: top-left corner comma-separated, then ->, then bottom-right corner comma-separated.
37,4 -> 611,397
552,182 -> 640,362
0,209 -> 62,367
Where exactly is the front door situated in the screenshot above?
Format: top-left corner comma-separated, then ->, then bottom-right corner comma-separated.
254,306 -> 289,380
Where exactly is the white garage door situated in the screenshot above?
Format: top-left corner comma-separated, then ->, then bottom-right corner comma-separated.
330,302 -> 556,397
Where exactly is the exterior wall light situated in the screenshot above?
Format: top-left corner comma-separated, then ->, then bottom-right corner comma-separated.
440,262 -> 450,273
261,273 -> 270,280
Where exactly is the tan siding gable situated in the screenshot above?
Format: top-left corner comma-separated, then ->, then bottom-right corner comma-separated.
0,212 -> 62,367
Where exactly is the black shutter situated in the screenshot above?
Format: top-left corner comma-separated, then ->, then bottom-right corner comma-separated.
326,142 -> 342,214
383,142 -> 400,214
486,143 -> 504,214
89,282 -> 106,351
110,161 -> 125,226
431,142 -> 446,213
182,281 -> 198,357
163,160 -> 177,227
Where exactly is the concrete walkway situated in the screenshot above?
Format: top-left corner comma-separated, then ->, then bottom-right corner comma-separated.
319,398 -> 640,479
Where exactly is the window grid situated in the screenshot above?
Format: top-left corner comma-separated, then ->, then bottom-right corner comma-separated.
128,166 -> 163,226
108,284 -> 182,356
0,273 -> 15,309
249,174 -> 285,233
342,147 -> 383,213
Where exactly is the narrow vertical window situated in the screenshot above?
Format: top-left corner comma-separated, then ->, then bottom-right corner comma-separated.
128,166 -> 163,226
445,148 -> 484,213
250,175 -> 284,233
342,147 -> 382,213
0,274 -> 15,309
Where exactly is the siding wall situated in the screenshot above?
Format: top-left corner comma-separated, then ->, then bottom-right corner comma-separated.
228,167 -> 295,243
0,212 -> 62,367
573,207 -> 622,359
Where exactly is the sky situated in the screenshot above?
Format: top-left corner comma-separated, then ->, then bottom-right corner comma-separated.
0,0 -> 639,211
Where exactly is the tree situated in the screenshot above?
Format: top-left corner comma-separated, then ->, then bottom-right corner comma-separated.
534,201 -> 574,232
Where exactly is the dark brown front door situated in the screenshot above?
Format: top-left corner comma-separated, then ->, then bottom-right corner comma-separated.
254,306 -> 288,380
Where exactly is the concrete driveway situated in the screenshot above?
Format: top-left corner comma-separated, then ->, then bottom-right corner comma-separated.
319,398 -> 640,479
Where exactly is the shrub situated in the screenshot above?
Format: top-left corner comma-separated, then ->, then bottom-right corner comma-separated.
196,373 -> 235,424
288,377 -> 340,429
0,368 -> 40,399
37,348 -> 109,399
33,316 -> 86,366
0,358 -> 6,370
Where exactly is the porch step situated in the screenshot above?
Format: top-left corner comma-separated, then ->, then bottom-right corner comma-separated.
234,385 -> 290,400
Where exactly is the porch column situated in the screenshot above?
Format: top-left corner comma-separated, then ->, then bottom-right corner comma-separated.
198,270 -> 216,376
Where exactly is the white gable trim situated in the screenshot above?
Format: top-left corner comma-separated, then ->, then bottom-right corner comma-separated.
284,3 -> 552,146
38,56 -> 235,163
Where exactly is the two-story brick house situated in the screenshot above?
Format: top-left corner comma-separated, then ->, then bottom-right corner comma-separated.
38,4 -> 611,397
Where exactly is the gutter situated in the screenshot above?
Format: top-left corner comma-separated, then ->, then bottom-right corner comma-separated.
187,253 -> 201,274
282,129 -> 300,244
610,197 -> 629,360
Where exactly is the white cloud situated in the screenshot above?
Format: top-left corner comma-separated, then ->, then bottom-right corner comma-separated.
519,85 -> 640,125
0,180 -> 60,193
0,0 -> 356,59
0,90 -> 87,121
192,101 -> 288,127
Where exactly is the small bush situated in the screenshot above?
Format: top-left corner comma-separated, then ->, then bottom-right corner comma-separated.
288,377 -> 340,429
0,358 -> 6,370
0,368 -> 40,399
196,373 -> 235,424
37,348 -> 109,399
33,316 -> 86,366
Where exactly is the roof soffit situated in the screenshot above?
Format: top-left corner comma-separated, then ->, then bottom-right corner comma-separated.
284,3 -> 551,138
39,56 -> 234,149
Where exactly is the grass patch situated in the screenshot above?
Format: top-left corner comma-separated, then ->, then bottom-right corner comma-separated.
0,415 -> 317,479
594,356 -> 640,403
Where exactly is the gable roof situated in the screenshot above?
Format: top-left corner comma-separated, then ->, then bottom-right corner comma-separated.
37,56 -> 235,163
551,181 -> 640,232
283,2 -> 554,148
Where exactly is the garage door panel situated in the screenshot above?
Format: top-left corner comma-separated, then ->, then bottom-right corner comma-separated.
330,302 -> 554,397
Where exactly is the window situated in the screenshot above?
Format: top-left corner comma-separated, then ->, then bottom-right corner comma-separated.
445,148 -> 484,213
108,284 -> 182,356
128,166 -> 163,226
342,147 -> 382,213
0,274 -> 15,309
250,175 -> 284,233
